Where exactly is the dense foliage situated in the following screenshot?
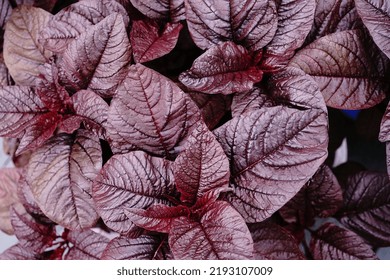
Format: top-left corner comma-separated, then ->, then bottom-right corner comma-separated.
0,0 -> 389,260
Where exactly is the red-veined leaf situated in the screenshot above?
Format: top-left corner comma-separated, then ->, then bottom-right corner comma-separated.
179,42 -> 263,95
58,13 -> 132,97
338,171 -> 390,246
249,222 -> 305,260
169,200 -> 253,260
106,64 -> 201,157
231,87 -> 274,117
262,0 -> 316,69
126,205 -> 188,233
189,92 -> 232,130
0,86 -> 48,138
3,5 -> 53,86
70,90 -> 109,139
10,207 -> 56,254
355,0 -> 390,59
102,234 -> 172,260
130,20 -> 183,63
0,168 -> 22,235
65,230 -> 109,260
174,124 -> 230,205
26,130 -> 102,230
306,0 -> 361,43
130,0 -> 185,22
39,0 -> 129,53
310,223 -> 377,260
0,243 -> 41,260
185,0 -> 277,51
92,151 -> 175,235
279,165 -> 343,227
290,30 -> 389,110
215,106 -> 328,222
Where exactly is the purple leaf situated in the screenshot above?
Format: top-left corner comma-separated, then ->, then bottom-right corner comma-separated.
0,168 -> 22,235
379,100 -> 390,142
355,0 -> 390,59
231,87 -> 274,117
338,171 -> 390,246
0,0 -> 11,51
250,222 -> 305,260
185,0 -> 277,51
130,0 -> 185,22
306,0 -> 361,43
126,205 -> 188,233
310,223 -> 377,260
70,90 -> 109,139
26,130 -> 102,230
130,20 -> 183,64
10,207 -> 56,254
169,200 -> 253,260
39,0 -> 129,53
102,234 -> 172,260
0,55 -> 11,86
58,13 -> 132,97
15,111 -> 61,155
0,243 -> 41,260
0,86 -> 48,138
106,64 -> 201,157
262,0 -> 316,69
279,165 -> 343,227
215,106 -> 328,222
65,230 -> 109,260
3,5 -> 53,86
179,42 -> 263,95
189,92 -> 232,130
92,151 -> 175,235
290,29 -> 389,110
174,124 -> 230,205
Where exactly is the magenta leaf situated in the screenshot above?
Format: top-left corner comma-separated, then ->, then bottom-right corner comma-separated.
174,124 -> 230,205
0,86 -> 48,138
185,0 -> 277,51
279,165 -> 343,227
249,222 -> 305,260
58,13 -> 132,98
179,42 -> 263,95
126,205 -> 188,233
215,105 -> 328,222
26,130 -> 102,230
0,244 -> 41,260
102,234 -> 172,260
65,230 -> 109,260
70,90 -> 109,139
0,168 -> 22,235
189,92 -> 232,130
131,20 -> 183,64
338,171 -> 390,246
39,0 -> 129,53
169,200 -> 253,260
3,5 -> 53,86
10,207 -> 56,254
92,151 -> 175,235
355,0 -> 390,59
290,29 -> 389,110
310,223 -> 377,260
130,0 -> 185,22
106,64 -> 201,157
306,0 -> 361,43
262,0 -> 316,69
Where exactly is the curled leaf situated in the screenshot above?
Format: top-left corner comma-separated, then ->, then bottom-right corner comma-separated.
179,42 -> 263,95
130,0 -> 185,22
